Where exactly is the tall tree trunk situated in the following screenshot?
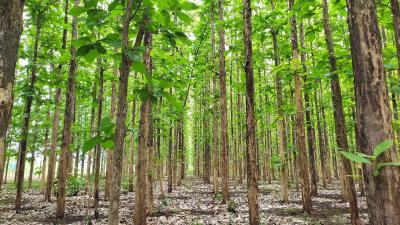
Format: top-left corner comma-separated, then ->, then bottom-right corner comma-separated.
0,0 -> 24,191
322,0 -> 360,223
56,0 -> 79,217
211,0 -> 220,194
93,58 -> 104,219
243,0 -> 260,223
299,22 -> 318,196
289,0 -> 312,213
218,0 -> 229,204
135,30 -> 152,225
271,0 -> 288,202
167,120 -> 173,193
108,0 -> 144,221
346,0 -> 400,224
46,0 -> 69,201
15,10 -> 43,210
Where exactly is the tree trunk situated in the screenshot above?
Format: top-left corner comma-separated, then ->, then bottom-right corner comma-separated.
243,0 -> 260,223
41,111 -> 50,193
322,0 -> 360,223
15,10 -> 43,210
167,121 -> 173,193
271,0 -> 288,202
390,0 -> 400,77
211,0 -> 220,194
128,97 -> 136,192
289,0 -> 312,213
108,0 -> 144,221
218,0 -> 229,204
56,0 -> 79,218
346,0 -> 400,224
0,0 -> 24,191
93,58 -> 104,219
299,22 -> 318,196
135,30 -> 152,225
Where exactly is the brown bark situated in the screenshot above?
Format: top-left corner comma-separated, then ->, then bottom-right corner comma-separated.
135,30 -> 152,225
218,0 -> 229,204
167,120 -> 173,193
15,10 -> 43,210
271,0 -> 288,201
0,0 -> 24,191
46,0 -> 68,202
56,0 -> 79,218
346,0 -> 400,224
211,0 -> 220,194
243,0 -> 260,223
107,0 -> 145,221
128,97 -> 136,192
289,0 -> 312,213
93,58 -> 104,219
322,0 -> 360,223
299,22 -> 318,196
41,112 -> 50,194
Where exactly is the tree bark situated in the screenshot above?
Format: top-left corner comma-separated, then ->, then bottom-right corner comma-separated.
243,0 -> 260,223
93,58 -> 104,219
218,0 -> 229,204
346,0 -> 400,224
289,0 -> 312,213
56,0 -> 79,218
0,0 -> 24,191
15,10 -> 43,210
135,29 -> 152,225
322,0 -> 360,223
108,0 -> 144,221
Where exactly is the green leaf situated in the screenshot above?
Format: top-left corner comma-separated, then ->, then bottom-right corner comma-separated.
83,136 -> 102,152
95,42 -> 107,54
132,61 -> 147,75
100,139 -> 114,149
340,151 -> 371,164
180,1 -> 198,10
381,162 -> 400,167
176,11 -> 191,24
76,44 -> 93,56
70,6 -> 87,16
373,140 -> 393,157
100,117 -> 115,135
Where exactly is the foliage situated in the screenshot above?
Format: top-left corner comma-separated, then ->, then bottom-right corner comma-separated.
66,176 -> 86,196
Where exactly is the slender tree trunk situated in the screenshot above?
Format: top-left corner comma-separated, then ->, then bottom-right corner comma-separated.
108,1 -> 144,222
56,0 -> 79,217
390,0 -> 400,77
271,0 -> 288,201
322,0 -> 360,223
41,112 -> 50,193
128,98 -> 136,192
167,121 -> 173,193
211,0 -> 220,194
93,58 -> 104,219
218,0 -> 229,204
0,0 -> 24,191
289,0 -> 312,213
243,0 -> 259,223
346,0 -> 400,224
299,22 -> 318,196
135,30 -> 152,225
15,11 -> 43,210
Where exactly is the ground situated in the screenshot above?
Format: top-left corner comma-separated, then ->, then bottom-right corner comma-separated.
0,177 -> 369,225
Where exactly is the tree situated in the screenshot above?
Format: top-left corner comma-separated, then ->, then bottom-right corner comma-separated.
288,0 -> 312,213
243,0 -> 260,223
346,0 -> 400,224
56,0 -> 79,218
0,0 -> 24,192
218,0 -> 229,204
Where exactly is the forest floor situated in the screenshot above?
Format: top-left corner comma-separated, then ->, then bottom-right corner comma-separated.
0,176 -> 369,225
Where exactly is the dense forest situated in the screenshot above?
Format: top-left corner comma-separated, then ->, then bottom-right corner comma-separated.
1,0 -> 400,224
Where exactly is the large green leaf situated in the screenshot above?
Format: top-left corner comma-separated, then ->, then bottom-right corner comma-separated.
373,140 -> 393,157
340,151 -> 371,164
83,135 -> 102,152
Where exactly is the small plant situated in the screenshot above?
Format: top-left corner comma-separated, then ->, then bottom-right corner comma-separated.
66,176 -> 85,196
227,200 -> 238,213
341,140 -> 400,176
214,193 -> 223,202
